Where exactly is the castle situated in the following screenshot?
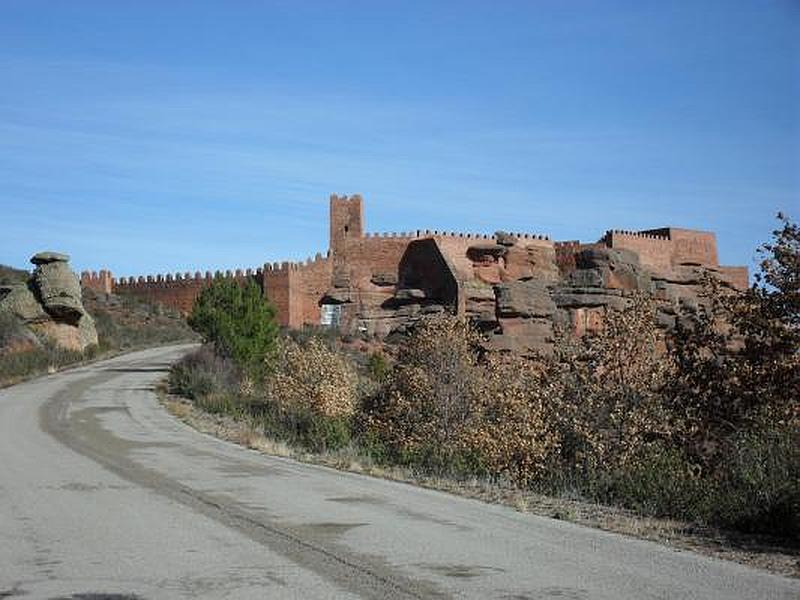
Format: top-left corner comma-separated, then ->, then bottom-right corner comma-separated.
82,194 -> 748,352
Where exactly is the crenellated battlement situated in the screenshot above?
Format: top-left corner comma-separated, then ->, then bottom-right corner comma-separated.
363,230 -> 551,241
81,193 -> 742,326
114,267 -> 261,288
263,252 -> 331,274
602,229 -> 670,242
80,269 -> 114,294
101,267 -> 262,315
600,227 -> 719,273
363,231 -> 420,239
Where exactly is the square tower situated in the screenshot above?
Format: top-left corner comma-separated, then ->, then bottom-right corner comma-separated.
329,193 -> 364,255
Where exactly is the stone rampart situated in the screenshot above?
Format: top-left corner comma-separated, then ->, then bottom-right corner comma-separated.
603,230 -> 673,273
263,253 -> 332,327
82,194 -> 747,338
110,268 -> 261,315
80,270 -> 114,295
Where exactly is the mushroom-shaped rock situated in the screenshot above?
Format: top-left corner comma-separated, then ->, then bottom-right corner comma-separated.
2,251 -> 98,352
32,258 -> 84,322
30,251 -> 70,265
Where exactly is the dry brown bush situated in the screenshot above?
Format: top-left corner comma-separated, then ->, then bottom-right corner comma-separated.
364,298 -> 674,484
667,214 -> 799,469
361,315 -> 483,470
268,337 -> 358,419
465,355 -> 560,485
550,295 -> 675,473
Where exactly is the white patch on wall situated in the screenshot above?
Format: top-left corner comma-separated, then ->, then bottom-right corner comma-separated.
320,303 -> 342,328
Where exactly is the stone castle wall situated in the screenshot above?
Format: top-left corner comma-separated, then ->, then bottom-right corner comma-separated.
603,230 -> 674,273
82,269 -> 262,315
263,254 -> 333,328
82,194 -> 748,342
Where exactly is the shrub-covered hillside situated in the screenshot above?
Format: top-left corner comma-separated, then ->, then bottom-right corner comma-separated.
0,264 -> 29,285
83,287 -> 198,353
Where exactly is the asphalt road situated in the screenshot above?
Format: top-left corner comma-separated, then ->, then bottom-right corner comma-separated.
0,345 -> 797,599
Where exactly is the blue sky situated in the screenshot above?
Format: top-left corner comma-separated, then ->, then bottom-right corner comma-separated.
1,1 -> 797,277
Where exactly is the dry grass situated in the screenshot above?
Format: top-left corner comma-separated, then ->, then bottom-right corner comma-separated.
159,383 -> 799,579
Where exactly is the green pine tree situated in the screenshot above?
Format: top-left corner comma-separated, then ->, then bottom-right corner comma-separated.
188,277 -> 279,378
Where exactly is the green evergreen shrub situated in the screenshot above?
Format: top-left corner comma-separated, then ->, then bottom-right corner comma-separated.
188,278 -> 278,378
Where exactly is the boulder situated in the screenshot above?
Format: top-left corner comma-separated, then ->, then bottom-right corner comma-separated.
571,247 -> 652,292
464,282 -> 498,329
473,262 -> 503,284
502,246 -> 534,281
32,259 -> 84,322
464,283 -> 496,303
577,247 -> 639,269
0,284 -> 49,323
551,285 -> 628,311
30,251 -> 70,265
78,313 -> 99,348
524,244 -> 560,282
467,243 -> 508,262
30,320 -> 96,352
566,268 -> 604,288
370,272 -> 398,287
495,281 -> 556,318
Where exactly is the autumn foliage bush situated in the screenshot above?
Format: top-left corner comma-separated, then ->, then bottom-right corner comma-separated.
361,294 -> 673,487
269,337 -> 358,419
260,336 -> 359,452
360,316 -> 484,473
463,355 -> 559,485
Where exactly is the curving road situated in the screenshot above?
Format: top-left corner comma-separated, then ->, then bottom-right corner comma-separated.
0,345 -> 796,599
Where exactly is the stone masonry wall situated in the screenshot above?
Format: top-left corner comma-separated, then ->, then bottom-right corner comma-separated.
604,231 -> 673,273
263,254 -> 333,328
80,270 -> 114,295
109,269 -> 261,315
83,194 -> 748,344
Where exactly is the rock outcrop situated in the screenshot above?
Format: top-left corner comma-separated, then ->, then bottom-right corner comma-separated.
324,227 -> 744,355
0,252 -> 98,352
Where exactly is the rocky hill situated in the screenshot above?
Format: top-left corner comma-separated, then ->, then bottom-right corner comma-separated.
82,286 -> 197,352
0,264 -> 29,286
